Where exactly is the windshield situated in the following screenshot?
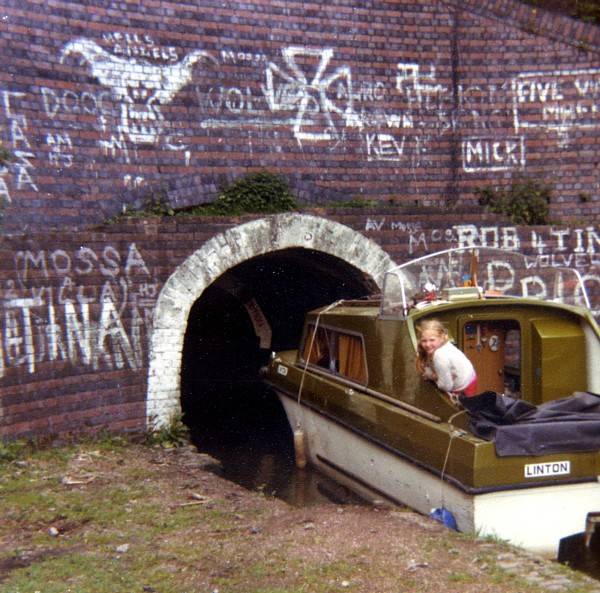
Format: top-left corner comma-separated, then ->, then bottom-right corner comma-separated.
380,247 -> 590,317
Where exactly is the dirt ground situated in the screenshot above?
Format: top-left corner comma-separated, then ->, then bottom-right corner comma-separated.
1,439 -> 599,593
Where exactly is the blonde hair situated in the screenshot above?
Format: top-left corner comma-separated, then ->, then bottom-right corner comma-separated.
415,319 -> 449,376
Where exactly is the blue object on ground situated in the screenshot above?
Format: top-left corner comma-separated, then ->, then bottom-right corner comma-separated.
430,507 -> 458,530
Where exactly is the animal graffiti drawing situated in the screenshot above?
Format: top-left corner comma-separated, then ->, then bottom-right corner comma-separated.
60,38 -> 218,145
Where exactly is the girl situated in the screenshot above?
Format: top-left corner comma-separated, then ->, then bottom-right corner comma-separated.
416,319 -> 477,399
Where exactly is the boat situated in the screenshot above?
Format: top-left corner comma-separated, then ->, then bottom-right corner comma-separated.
262,247 -> 600,554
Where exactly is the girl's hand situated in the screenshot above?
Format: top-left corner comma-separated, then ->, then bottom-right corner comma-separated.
447,392 -> 462,406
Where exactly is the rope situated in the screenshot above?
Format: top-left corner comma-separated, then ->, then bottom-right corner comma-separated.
439,409 -> 468,506
295,299 -> 344,427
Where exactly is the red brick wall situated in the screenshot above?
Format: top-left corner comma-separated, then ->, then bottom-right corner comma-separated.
0,0 -> 599,232
1,210 -> 598,441
0,217 -> 237,440
1,0 -> 600,441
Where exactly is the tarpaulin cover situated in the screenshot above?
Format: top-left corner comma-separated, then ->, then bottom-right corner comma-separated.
459,391 -> 600,457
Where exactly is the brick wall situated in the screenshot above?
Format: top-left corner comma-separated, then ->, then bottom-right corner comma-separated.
0,0 -> 600,231
1,0 -> 600,440
1,210 -> 599,440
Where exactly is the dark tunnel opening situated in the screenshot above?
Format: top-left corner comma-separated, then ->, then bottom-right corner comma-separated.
180,248 -> 376,501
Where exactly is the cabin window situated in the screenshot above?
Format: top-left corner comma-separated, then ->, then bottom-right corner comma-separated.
302,324 -> 367,384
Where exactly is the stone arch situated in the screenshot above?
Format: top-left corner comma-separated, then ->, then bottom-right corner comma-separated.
146,213 -> 395,428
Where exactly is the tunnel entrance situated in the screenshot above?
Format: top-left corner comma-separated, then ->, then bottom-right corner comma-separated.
180,247 -> 376,503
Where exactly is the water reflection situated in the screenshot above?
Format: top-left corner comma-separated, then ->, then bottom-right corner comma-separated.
185,383 -> 365,507
201,445 -> 364,506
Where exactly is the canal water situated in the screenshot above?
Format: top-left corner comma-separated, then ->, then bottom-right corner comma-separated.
185,382 -> 366,507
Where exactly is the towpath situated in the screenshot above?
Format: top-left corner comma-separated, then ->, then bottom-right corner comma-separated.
1,440 -> 599,593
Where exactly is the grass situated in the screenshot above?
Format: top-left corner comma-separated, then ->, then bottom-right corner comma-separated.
4,554 -> 148,593
0,437 -> 598,593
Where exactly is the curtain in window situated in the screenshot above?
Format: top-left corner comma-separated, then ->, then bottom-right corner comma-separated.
303,325 -> 329,366
338,334 -> 366,383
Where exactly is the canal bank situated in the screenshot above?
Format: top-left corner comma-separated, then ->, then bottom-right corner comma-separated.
1,438 -> 600,593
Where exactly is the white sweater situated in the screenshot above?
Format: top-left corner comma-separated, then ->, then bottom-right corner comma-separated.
424,341 -> 476,393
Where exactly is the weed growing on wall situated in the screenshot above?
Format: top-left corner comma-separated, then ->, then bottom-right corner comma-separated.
139,189 -> 175,216
109,171 -> 297,222
475,178 -> 552,225
107,187 -> 174,222
210,170 -> 297,215
145,415 -> 190,448
520,0 -> 600,25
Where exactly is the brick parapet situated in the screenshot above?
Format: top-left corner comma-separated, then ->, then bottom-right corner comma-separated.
1,0 -> 600,441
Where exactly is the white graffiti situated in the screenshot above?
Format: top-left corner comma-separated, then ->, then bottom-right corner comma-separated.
455,224 -> 600,258
458,81 -> 513,132
366,219 -> 600,264
462,136 -> 526,172
0,169 -> 9,206
123,174 -> 145,190
0,243 -> 156,378
1,90 -> 38,197
365,133 -> 406,161
366,220 -> 600,312
366,218 -> 423,232
220,49 -> 267,66
60,38 -> 218,145
102,32 -> 179,63
41,87 -> 112,123
396,63 -> 446,109
99,132 -> 131,165
47,40 -> 600,173
199,49 -> 446,163
201,47 -> 358,146
263,47 -> 355,144
47,133 -> 74,168
3,39 -> 600,206
203,85 -> 260,115
513,68 -> 600,144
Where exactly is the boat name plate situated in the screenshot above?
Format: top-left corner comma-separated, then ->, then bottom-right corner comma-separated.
524,461 -> 571,478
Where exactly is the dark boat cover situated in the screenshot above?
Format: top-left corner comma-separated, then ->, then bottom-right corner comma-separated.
459,391 -> 600,457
